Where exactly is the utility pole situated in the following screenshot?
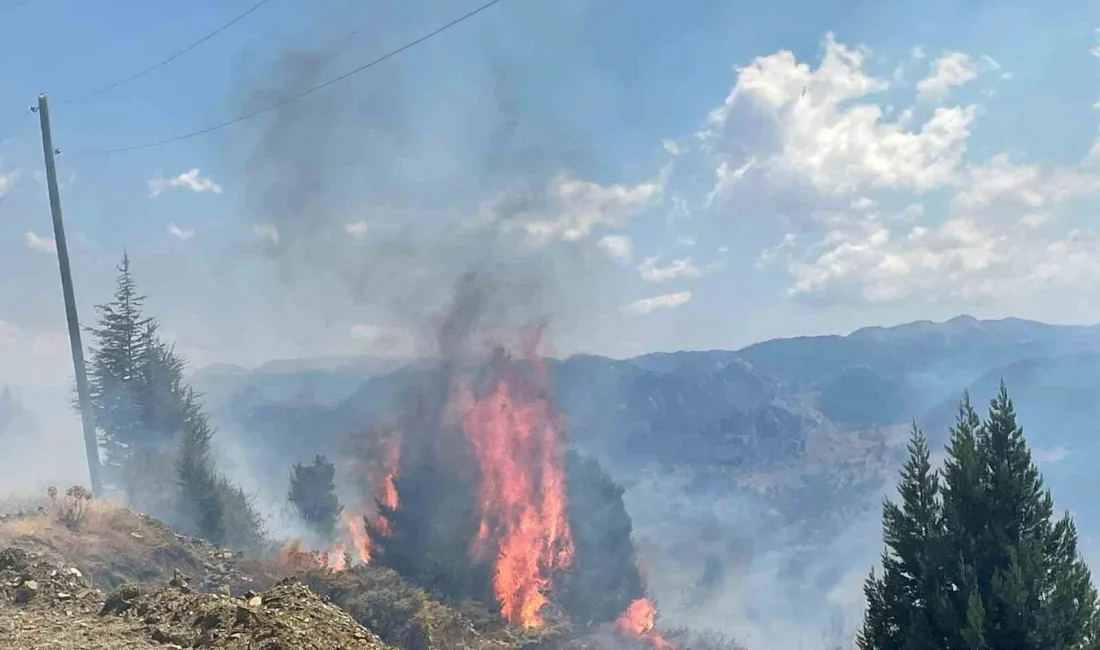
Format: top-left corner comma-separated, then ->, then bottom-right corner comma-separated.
36,94 -> 103,497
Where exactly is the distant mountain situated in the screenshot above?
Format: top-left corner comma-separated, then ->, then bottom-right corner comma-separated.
193,316 -> 1100,640
190,355 -> 405,412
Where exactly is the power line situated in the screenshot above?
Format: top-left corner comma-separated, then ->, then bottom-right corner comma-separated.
57,0 -> 278,106
73,0 -> 508,155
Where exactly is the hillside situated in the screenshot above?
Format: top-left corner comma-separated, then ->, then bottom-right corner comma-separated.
0,498 -> 688,650
186,315 -> 1100,645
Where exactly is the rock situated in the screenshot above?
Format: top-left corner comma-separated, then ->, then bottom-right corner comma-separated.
100,583 -> 142,616
150,626 -> 191,646
247,595 -> 262,608
0,548 -> 30,572
234,605 -> 259,627
168,569 -> 190,591
66,567 -> 82,579
14,580 -> 38,604
56,592 -> 72,601
197,611 -> 222,631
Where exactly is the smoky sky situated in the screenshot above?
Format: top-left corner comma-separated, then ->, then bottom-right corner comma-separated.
225,26 -> 626,360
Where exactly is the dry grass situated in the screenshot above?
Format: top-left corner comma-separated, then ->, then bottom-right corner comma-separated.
0,489 -> 275,593
0,488 -> 126,539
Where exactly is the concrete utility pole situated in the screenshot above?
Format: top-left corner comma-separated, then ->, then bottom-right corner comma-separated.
36,93 -> 103,497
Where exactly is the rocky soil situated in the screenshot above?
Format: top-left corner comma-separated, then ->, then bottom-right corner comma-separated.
0,547 -> 391,649
0,499 -> 691,650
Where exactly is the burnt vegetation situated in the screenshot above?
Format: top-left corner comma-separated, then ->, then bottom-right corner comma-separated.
356,359 -> 645,628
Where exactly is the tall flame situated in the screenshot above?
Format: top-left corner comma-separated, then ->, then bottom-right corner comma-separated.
377,435 -> 402,536
344,513 -> 372,564
457,349 -> 574,629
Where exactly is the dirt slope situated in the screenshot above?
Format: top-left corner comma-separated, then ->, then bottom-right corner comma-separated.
0,497 -> 692,650
0,547 -> 391,649
0,499 -> 277,594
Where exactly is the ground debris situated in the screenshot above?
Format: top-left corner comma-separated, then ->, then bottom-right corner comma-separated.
0,503 -> 276,597
1,548 -> 392,649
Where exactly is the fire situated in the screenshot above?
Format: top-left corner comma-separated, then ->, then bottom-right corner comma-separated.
377,436 -> 402,536
344,513 -> 372,564
616,598 -> 674,650
274,539 -> 333,573
327,543 -> 348,572
457,348 -> 574,629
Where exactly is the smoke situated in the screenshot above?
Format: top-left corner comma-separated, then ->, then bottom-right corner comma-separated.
0,386 -> 90,499
221,34 -> 626,364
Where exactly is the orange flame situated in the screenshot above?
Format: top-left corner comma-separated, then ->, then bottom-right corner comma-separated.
616,599 -> 674,650
457,348 -> 574,629
377,435 -> 402,536
327,543 -> 348,572
344,513 -> 372,564
274,539 -> 332,573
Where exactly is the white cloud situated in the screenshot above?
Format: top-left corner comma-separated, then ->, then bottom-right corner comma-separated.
662,139 -> 683,156
1033,446 -> 1070,465
639,255 -> 715,282
779,208 -> 1100,305
683,32 -> 1100,309
1092,28 -> 1100,58
252,223 -> 280,245
598,235 -> 633,262
168,223 -> 195,242
485,170 -> 666,245
910,46 -> 926,60
0,169 -> 15,199
752,121 -> 1100,304
702,33 -> 975,195
24,231 -> 56,253
706,158 -> 756,207
916,52 -> 979,102
623,291 -> 693,315
148,169 -> 222,198
345,221 -> 369,239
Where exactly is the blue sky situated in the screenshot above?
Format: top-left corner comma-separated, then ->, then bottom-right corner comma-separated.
3,0 -> 1100,389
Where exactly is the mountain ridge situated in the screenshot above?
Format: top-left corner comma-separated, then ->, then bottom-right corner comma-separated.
186,314 -> 1100,641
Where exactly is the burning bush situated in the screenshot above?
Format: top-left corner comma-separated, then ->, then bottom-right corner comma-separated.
345,343 -> 646,631
556,452 -> 645,626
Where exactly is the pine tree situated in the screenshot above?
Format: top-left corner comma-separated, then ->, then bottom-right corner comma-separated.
288,454 -> 343,537
176,388 -> 226,545
968,382 -> 1099,650
84,254 -> 266,551
857,425 -> 946,650
860,384 -> 1100,649
556,451 -> 645,625
86,253 -> 153,470
939,393 -> 986,649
